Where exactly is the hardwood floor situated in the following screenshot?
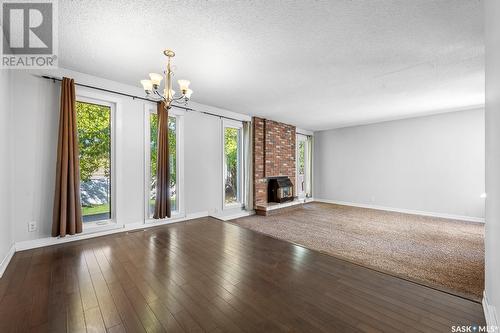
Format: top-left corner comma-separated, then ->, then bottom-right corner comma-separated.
0,217 -> 485,332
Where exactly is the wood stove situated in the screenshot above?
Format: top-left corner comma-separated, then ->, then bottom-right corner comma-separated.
267,177 -> 294,203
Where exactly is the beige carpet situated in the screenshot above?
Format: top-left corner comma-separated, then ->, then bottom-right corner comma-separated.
232,202 -> 484,301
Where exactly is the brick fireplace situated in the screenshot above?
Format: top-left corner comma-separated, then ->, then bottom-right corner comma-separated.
253,117 -> 296,208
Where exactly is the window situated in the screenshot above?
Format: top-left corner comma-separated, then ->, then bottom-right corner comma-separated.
297,140 -> 306,195
296,134 -> 310,199
223,120 -> 243,207
146,107 -> 182,219
76,99 -> 113,224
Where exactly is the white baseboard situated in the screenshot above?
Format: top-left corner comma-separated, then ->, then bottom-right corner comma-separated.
15,211 -> 209,252
215,210 -> 255,221
185,211 -> 210,220
314,198 -> 485,223
483,292 -> 499,329
0,243 -> 15,278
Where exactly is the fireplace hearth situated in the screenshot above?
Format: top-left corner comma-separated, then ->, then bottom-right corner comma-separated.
268,177 -> 294,203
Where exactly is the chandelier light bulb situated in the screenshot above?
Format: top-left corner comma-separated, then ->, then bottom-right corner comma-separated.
185,88 -> 193,99
178,79 -> 190,92
141,79 -> 153,92
149,73 -> 163,87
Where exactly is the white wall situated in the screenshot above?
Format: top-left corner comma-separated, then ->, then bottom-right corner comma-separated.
184,112 -> 223,215
314,109 -> 485,220
485,0 -> 500,324
0,69 -> 14,272
9,68 -> 249,244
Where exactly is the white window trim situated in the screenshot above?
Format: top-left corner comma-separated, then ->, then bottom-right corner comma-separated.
222,118 -> 244,210
75,91 -> 117,230
296,133 -> 309,199
144,104 -> 185,223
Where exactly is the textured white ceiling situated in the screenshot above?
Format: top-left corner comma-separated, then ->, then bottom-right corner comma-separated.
58,0 -> 484,130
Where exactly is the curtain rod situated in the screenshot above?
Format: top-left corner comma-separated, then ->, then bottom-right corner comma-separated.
40,75 -> 247,123
296,132 -> 313,139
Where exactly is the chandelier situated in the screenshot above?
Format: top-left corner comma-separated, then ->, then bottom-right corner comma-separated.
140,49 -> 193,110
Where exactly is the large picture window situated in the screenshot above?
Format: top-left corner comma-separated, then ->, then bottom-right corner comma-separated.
76,99 -> 113,223
223,120 -> 243,208
146,107 -> 181,219
296,134 -> 311,199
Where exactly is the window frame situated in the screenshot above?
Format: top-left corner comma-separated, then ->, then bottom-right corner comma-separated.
222,119 -> 244,210
144,104 -> 185,223
75,94 -> 117,229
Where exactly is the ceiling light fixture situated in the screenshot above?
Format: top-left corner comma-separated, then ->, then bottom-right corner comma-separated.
140,49 -> 193,109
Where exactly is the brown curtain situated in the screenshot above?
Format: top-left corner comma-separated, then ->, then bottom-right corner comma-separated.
154,101 -> 171,219
52,77 -> 82,237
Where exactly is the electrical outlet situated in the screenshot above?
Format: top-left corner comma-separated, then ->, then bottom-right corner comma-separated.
28,221 -> 37,232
